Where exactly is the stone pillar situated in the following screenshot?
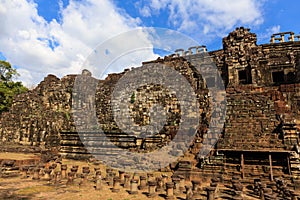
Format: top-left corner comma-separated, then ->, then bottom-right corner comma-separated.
147,181 -> 157,198
253,179 -> 261,195
21,166 -> 29,179
289,33 -> 295,41
162,174 -> 168,189
54,171 -> 61,184
71,166 -> 78,178
138,176 -> 147,190
32,168 -> 40,180
156,177 -> 164,192
28,167 -> 35,179
210,182 -> 218,192
106,168 -> 112,178
133,172 -> 140,181
106,171 -> 115,187
106,174 -> 112,186
175,49 -> 184,57
211,177 -> 219,195
192,180 -> 201,192
82,167 -> 90,184
82,167 -> 90,174
43,169 -> 52,181
188,47 -> 193,55
66,172 -> 75,185
79,173 -> 87,186
124,174 -> 131,188
172,177 -> 180,195
166,182 -> 175,200
50,163 -> 57,171
94,167 -> 100,173
61,164 -> 67,179
178,175 -> 185,194
95,170 -> 101,179
129,179 -> 138,194
281,34 -> 285,42
95,171 -> 102,190
72,165 -> 79,171
185,185 -> 193,200
112,177 -> 121,193
70,167 -> 78,174
119,171 -> 125,185
206,187 -> 216,200
147,173 -> 154,182
259,184 -> 265,200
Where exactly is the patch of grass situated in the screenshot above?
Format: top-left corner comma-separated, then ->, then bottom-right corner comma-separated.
16,185 -> 55,195
0,152 -> 38,160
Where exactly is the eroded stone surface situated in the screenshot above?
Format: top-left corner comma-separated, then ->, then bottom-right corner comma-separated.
0,27 -> 299,192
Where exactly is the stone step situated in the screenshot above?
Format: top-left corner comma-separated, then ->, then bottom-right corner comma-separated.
60,140 -> 137,147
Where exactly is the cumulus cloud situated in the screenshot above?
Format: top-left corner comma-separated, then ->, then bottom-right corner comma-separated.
139,6 -> 152,17
0,0 -> 267,86
257,25 -> 281,43
0,0 -> 158,86
144,0 -> 264,36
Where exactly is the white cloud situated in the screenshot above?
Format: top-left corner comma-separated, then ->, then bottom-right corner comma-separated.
0,0 -> 158,86
139,6 -> 152,17
269,25 -> 281,34
257,25 -> 281,44
147,0 -> 264,35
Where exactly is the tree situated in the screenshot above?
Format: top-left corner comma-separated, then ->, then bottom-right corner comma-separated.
0,61 -> 18,83
0,61 -> 28,114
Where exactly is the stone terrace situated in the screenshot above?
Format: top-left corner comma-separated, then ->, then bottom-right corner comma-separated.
0,27 -> 299,199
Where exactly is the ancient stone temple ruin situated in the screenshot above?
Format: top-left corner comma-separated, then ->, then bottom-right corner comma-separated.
0,27 -> 300,197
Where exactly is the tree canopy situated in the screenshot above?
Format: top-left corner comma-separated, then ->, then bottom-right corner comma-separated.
0,61 -> 28,114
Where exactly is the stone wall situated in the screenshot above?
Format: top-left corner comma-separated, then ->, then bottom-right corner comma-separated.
0,27 -> 299,167
0,57 -> 210,159
209,27 -> 300,87
217,84 -> 300,151
0,74 -> 75,147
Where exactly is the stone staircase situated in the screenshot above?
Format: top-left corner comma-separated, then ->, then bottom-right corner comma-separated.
217,86 -> 286,151
282,119 -> 299,146
60,131 -> 135,159
59,131 -> 164,160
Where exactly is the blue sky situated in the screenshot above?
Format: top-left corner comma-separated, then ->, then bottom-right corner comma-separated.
0,0 -> 300,86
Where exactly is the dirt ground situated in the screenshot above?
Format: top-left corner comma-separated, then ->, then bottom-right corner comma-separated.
0,152 -> 172,200
0,152 -> 261,200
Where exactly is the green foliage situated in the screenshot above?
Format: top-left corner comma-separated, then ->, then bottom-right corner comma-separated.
130,92 -> 135,104
0,60 -> 18,82
65,111 -> 70,120
0,60 -> 28,114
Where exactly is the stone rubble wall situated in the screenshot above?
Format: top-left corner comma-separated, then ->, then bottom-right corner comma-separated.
0,57 -> 210,158
217,84 -> 300,150
0,27 -> 299,165
0,74 -> 76,147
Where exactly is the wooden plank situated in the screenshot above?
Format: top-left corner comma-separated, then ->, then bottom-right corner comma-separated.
241,153 -> 245,179
269,154 -> 273,181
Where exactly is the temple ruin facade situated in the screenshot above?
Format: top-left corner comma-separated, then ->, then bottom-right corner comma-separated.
0,27 -> 300,192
